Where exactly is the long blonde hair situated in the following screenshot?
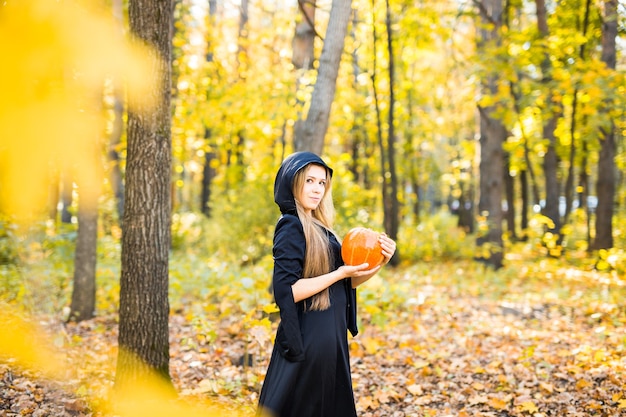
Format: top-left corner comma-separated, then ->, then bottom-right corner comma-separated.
293,164 -> 336,311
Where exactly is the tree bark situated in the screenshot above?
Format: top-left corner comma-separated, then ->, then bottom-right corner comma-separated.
294,0 -> 353,155
520,169 -> 529,239
535,0 -> 561,236
475,0 -> 505,269
68,188 -> 98,322
383,0 -> 399,263
200,1 -> 217,217
116,0 -> 174,389
591,0 -> 617,250
504,155 -> 516,240
70,85 -> 103,324
292,0 -> 316,70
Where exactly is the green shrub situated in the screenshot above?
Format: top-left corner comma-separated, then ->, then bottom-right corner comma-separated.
398,209 -> 475,263
202,173 -> 276,265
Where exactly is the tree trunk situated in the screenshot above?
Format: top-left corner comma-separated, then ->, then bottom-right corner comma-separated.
200,132 -> 216,217
477,113 -> 506,268
200,1 -> 217,217
504,154 -> 516,240
116,0 -> 174,389
535,0 -> 561,235
68,188 -> 98,322
475,0 -> 505,269
520,169 -> 529,239
579,140 -> 591,245
292,0 -> 316,70
70,86 -> 103,323
563,0 -> 591,228
370,0 -> 388,232
294,0 -> 353,155
563,92 -> 577,227
591,0 -> 618,250
61,169 -> 73,224
383,0 -> 399,263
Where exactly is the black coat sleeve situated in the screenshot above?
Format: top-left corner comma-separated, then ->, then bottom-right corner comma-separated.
272,214 -> 306,362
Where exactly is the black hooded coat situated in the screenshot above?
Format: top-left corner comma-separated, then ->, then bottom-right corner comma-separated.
257,152 -> 358,417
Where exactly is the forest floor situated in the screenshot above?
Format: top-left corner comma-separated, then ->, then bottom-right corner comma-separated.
2,261 -> 626,417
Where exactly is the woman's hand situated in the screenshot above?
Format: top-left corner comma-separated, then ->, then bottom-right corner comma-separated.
337,262 -> 381,280
379,233 -> 396,265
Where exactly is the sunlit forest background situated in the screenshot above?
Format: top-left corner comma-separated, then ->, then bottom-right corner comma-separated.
1,0 -> 626,416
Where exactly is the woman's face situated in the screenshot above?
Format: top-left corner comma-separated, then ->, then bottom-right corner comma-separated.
298,164 -> 327,214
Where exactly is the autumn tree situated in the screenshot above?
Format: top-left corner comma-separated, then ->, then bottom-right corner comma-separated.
200,0 -> 217,217
475,0 -> 506,269
68,121 -> 100,322
535,0 -> 562,238
293,0 -> 316,70
592,0 -> 618,250
115,0 -> 174,388
294,0 -> 353,154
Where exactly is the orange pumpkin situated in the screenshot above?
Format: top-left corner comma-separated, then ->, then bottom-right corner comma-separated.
341,227 -> 384,268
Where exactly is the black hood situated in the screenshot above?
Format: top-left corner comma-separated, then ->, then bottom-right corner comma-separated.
274,152 -> 333,215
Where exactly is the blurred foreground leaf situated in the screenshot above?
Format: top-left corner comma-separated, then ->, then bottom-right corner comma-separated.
0,0 -> 153,219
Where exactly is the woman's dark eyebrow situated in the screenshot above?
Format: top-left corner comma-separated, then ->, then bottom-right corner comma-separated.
306,175 -> 327,181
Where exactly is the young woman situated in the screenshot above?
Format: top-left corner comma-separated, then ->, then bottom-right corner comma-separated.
257,152 -> 396,417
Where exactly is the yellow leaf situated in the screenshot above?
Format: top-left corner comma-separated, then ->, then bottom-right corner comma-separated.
262,303 -> 280,314
356,395 -> 377,411
472,382 -> 485,390
539,381 -> 554,394
488,397 -> 508,410
618,399 -> 626,409
576,378 -> 592,390
518,401 -> 538,413
361,337 -> 380,355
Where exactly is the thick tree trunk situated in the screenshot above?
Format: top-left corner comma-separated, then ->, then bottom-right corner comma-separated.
294,0 -> 353,155
116,0 -> 173,389
591,0 -> 617,250
477,112 -> 506,269
475,0 -> 505,269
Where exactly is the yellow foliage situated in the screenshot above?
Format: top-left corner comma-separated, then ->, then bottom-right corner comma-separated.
0,0 -> 153,219
0,308 -> 64,377
0,305 -> 247,416
518,400 -> 538,413
112,373 -> 247,417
